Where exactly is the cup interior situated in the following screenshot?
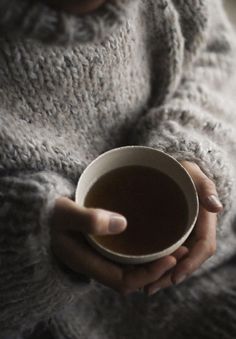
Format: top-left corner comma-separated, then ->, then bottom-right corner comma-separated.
75,146 -> 199,264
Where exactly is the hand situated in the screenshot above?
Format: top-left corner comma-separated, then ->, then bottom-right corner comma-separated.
45,0 -> 107,15
145,161 -> 224,296
50,197 -> 178,295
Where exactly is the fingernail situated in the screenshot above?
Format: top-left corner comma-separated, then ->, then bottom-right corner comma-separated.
174,274 -> 187,285
109,215 -> 127,234
148,287 -> 161,296
205,195 -> 223,210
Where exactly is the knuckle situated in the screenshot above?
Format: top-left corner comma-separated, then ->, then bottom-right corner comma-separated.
167,256 -> 177,267
87,211 -> 104,233
207,243 -> 216,256
181,261 -> 194,274
88,210 -> 100,225
202,239 -> 216,257
200,177 -> 215,191
189,162 -> 199,170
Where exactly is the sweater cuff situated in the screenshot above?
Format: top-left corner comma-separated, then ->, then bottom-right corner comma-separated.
0,0 -> 136,44
0,171 -> 74,238
0,171 -> 91,333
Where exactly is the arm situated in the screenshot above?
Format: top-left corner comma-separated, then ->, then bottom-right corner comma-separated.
0,106 -> 187,333
0,169 -> 185,334
129,0 -> 236,275
0,171 -> 93,333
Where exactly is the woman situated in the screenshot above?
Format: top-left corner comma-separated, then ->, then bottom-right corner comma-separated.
0,0 -> 236,338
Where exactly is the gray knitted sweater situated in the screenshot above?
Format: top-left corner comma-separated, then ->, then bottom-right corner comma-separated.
0,0 -> 236,338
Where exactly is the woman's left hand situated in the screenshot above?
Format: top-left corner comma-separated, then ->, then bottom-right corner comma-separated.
145,160 -> 224,296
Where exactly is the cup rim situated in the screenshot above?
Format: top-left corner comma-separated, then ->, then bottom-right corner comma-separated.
76,146 -> 199,262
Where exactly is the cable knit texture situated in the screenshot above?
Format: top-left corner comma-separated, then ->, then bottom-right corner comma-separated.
0,0 -> 236,338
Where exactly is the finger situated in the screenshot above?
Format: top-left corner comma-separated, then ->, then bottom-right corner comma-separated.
122,256 -> 177,291
51,230 -> 126,292
145,273 -> 173,296
53,197 -> 127,235
171,246 -> 189,261
172,207 -> 217,284
119,248 -> 189,272
144,246 -> 189,295
180,161 -> 223,213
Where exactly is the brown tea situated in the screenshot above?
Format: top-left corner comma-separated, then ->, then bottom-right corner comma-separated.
84,165 -> 189,255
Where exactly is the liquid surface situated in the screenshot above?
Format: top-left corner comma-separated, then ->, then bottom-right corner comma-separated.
84,165 -> 188,255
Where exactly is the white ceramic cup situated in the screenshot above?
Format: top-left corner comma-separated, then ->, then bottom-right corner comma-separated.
75,146 -> 199,265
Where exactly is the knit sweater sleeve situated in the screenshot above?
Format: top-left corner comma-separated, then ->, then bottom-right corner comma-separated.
0,170 -> 92,334
129,1 -> 236,263
0,0 -> 135,44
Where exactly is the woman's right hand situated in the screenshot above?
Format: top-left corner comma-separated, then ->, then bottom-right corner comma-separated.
50,197 -> 180,295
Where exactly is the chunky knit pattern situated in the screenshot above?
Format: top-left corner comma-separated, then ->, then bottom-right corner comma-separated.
0,0 -> 236,338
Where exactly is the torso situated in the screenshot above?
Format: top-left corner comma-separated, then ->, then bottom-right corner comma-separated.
0,5 -> 153,177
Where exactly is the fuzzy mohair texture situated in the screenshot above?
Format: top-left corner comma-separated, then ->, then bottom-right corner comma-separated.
0,0 -> 236,338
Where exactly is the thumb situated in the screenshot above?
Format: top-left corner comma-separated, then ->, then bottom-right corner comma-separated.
181,161 -> 224,213
52,197 -> 127,235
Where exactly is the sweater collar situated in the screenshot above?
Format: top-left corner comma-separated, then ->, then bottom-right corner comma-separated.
0,0 -> 138,45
